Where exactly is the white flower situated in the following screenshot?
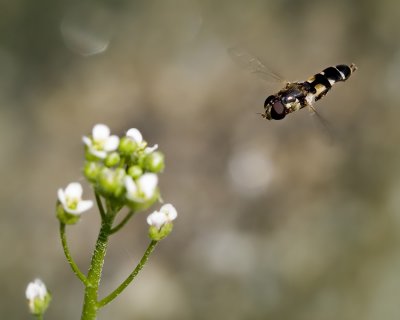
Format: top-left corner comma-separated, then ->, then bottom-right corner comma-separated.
125,173 -> 158,202
144,144 -> 158,154
146,211 -> 166,229
160,203 -> 177,220
147,203 -> 177,229
26,279 -> 47,301
139,174 -> 158,198
126,128 -> 143,143
82,124 -> 119,159
126,127 -> 158,153
26,279 -> 48,314
57,182 -> 93,215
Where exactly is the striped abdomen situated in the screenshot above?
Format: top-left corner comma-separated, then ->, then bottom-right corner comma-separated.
306,64 -> 357,101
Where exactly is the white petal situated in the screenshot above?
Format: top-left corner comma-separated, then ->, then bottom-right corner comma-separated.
26,279 -> 47,300
104,135 -> 120,152
90,148 -> 107,159
124,176 -> 139,201
160,203 -> 177,221
75,200 -> 94,214
34,279 -> 47,297
124,176 -> 137,193
63,202 -> 91,215
57,188 -> 66,205
92,124 -> 110,140
138,173 -> 158,199
25,283 -> 37,300
144,144 -> 158,154
126,128 -> 143,143
64,208 -> 77,214
82,136 -> 92,147
147,211 -> 167,229
65,182 -> 83,199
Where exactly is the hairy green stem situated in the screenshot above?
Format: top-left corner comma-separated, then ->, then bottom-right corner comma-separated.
95,192 -> 106,221
98,240 -> 158,307
80,215 -> 115,320
59,223 -> 88,285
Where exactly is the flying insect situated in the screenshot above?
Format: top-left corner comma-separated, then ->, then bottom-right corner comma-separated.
228,48 -> 357,121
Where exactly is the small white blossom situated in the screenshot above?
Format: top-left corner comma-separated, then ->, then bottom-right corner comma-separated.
146,211 -> 166,229
83,124 -> 119,159
147,203 -> 177,229
125,173 -> 158,202
58,182 -> 93,215
126,127 -> 158,152
26,279 -> 47,301
26,279 -> 48,314
160,203 -> 178,220
126,128 -> 143,143
140,174 -> 158,198
144,144 -> 158,154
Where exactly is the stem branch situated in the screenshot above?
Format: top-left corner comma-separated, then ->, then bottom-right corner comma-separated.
59,223 -> 88,285
95,192 -> 106,221
97,240 -> 158,308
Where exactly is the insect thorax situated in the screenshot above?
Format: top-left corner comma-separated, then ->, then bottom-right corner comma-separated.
264,83 -> 310,120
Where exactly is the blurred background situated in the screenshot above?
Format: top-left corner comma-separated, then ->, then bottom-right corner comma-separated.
1,0 -> 400,319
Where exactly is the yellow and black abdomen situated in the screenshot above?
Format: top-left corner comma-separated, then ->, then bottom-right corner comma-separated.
305,64 -> 357,101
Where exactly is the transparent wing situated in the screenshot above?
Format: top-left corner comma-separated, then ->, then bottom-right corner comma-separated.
308,104 -> 337,143
228,47 -> 287,84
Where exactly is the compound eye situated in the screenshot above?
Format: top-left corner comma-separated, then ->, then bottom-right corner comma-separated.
270,101 -> 286,120
264,95 -> 275,108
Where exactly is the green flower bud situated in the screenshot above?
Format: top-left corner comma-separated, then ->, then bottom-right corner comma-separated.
127,165 -> 143,179
144,151 -> 165,173
148,222 -> 173,241
98,168 -> 126,198
84,149 -> 100,161
83,161 -> 101,182
105,152 -> 120,167
119,136 -> 138,155
136,153 -> 146,168
56,203 -> 81,225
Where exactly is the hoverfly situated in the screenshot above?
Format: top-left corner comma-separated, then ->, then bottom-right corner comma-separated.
228,47 -> 357,121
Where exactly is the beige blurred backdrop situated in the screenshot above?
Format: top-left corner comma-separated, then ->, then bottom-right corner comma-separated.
2,0 -> 400,319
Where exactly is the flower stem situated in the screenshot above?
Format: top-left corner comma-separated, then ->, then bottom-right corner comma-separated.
59,223 -> 88,285
95,192 -> 106,221
80,215 -> 115,320
97,240 -> 158,308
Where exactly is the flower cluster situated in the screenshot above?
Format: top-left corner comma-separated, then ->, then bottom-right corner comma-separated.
83,124 -> 164,203
57,124 -> 167,225
50,124 -> 177,319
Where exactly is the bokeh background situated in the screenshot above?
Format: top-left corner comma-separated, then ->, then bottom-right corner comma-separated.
2,0 -> 400,319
